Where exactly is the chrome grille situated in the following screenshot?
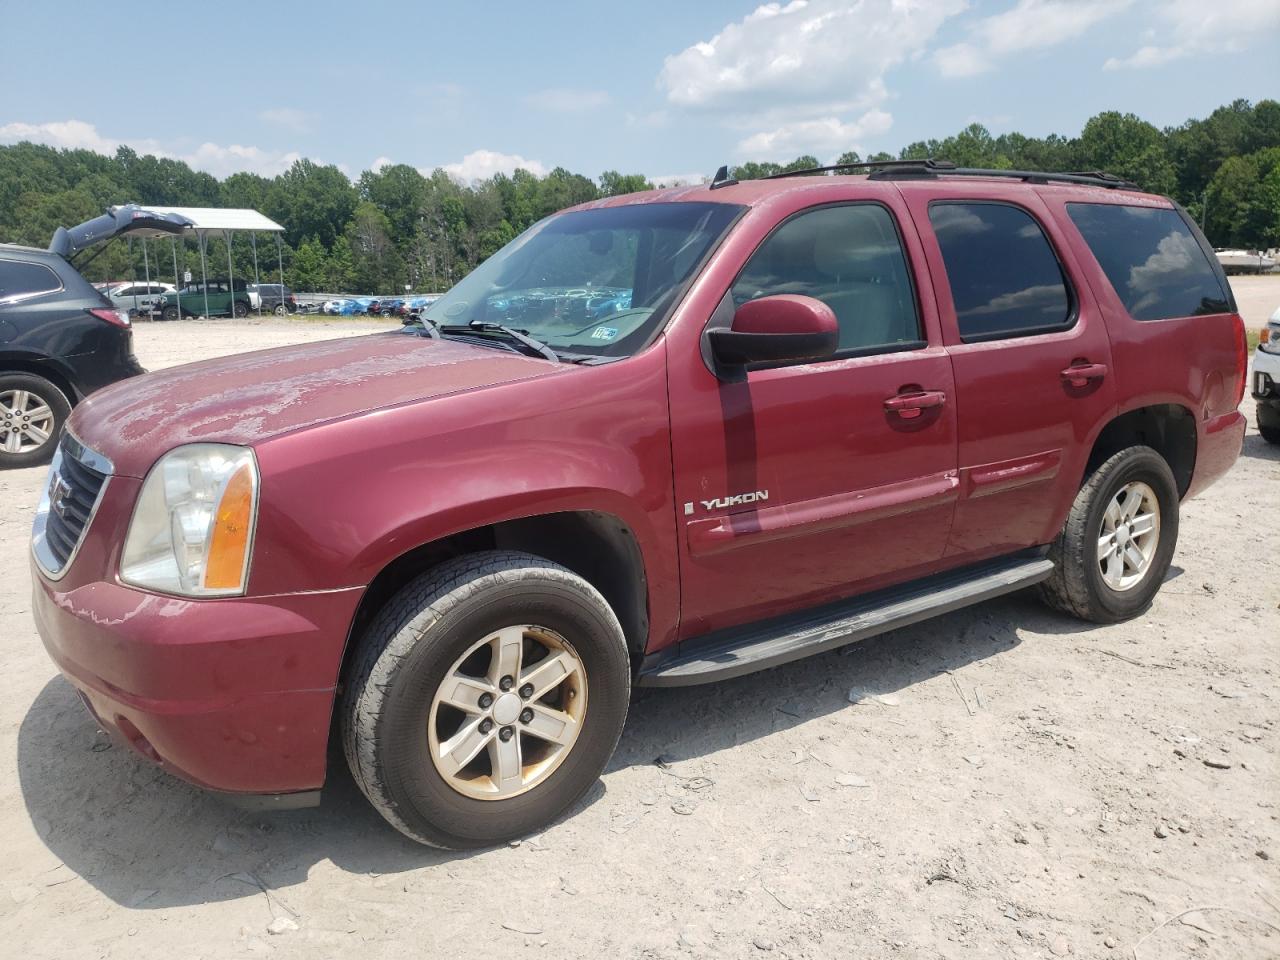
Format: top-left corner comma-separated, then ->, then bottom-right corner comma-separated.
32,433 -> 111,578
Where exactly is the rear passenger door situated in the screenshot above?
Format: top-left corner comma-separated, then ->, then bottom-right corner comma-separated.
902,187 -> 1116,560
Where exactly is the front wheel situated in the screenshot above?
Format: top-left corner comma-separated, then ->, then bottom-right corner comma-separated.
341,551 -> 631,848
1040,446 -> 1179,623
162,305 -> 181,322
1258,403 -> 1280,444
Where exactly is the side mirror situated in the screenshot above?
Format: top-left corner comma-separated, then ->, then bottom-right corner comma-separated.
707,294 -> 838,367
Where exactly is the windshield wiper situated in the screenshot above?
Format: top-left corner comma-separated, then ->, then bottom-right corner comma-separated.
401,314 -> 441,338
441,320 -> 561,362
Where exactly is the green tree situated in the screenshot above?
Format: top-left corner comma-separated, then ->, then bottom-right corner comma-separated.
267,159 -> 357,248
1074,111 -> 1175,195
599,171 -> 652,196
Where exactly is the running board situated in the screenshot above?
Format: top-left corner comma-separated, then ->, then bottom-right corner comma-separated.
638,554 -> 1054,687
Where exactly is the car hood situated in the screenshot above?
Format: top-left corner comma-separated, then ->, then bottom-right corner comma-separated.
69,333 -> 566,477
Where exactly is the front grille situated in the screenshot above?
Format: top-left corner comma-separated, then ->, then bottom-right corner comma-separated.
32,434 -> 111,578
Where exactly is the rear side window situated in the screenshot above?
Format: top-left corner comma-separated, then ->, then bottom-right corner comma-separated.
1065,203 -> 1230,321
732,204 -> 921,354
929,202 -> 1071,341
0,259 -> 61,302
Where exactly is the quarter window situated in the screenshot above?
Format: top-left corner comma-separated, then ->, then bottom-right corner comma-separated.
732,204 -> 921,354
1065,203 -> 1229,321
0,259 -> 61,302
929,202 -> 1071,341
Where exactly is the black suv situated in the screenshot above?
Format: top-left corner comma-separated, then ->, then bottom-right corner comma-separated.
0,245 -> 144,467
249,283 -> 297,315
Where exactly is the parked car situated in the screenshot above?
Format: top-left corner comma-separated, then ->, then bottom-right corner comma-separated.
31,162 -> 1247,848
1253,304 -> 1280,443
158,278 -> 254,320
0,246 -> 144,467
100,280 -> 176,317
249,283 -> 297,315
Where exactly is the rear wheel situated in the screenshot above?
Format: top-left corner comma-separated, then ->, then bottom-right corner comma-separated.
0,373 -> 70,468
232,301 -> 249,318
341,551 -> 630,848
1040,446 -> 1179,623
273,303 -> 288,316
162,305 -> 181,322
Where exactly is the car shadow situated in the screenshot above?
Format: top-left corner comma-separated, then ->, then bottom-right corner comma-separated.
17,589 -> 1098,910
1241,430 -> 1279,461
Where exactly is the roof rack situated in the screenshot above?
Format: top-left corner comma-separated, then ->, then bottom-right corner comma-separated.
759,158 -> 1141,191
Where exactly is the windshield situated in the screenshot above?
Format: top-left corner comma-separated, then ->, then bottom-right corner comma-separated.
424,201 -> 743,358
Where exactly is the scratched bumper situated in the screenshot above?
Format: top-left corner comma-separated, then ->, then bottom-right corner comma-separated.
32,562 -> 361,795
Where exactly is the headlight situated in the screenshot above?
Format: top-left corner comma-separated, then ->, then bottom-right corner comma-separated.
120,444 -> 258,597
1261,324 -> 1280,355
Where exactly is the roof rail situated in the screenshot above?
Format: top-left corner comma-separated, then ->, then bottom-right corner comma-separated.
761,157 -> 1141,191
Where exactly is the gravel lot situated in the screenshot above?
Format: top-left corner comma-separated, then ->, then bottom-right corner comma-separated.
2,281 -> 1277,959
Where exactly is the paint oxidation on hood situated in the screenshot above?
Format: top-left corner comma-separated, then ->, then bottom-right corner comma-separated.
69,333 -> 564,476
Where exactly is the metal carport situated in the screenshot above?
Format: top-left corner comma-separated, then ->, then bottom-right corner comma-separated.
52,204 -> 287,320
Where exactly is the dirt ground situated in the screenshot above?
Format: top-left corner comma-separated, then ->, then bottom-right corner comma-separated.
1,281 -> 1277,960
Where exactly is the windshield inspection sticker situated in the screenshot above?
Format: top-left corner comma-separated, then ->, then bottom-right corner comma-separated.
589,326 -> 619,341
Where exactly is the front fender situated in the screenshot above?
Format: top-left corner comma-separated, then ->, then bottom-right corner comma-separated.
247,347 -> 679,640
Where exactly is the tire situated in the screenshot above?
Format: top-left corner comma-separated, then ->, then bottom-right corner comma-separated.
273,303 -> 288,316
341,550 -> 631,848
1039,446 -> 1179,623
1258,403 -> 1280,444
0,373 -> 71,469
232,301 -> 249,318
162,305 -> 181,322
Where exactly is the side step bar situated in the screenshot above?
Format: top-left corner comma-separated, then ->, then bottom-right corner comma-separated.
637,554 -> 1055,687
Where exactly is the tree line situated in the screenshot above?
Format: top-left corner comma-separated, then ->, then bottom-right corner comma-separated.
1,99 -> 1276,294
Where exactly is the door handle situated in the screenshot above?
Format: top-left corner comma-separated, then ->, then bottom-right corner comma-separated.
883,390 -> 946,419
1060,362 -> 1108,387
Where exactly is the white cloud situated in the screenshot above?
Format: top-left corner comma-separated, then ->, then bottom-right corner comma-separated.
524,88 -> 610,112
0,119 -> 304,178
442,149 -> 548,182
659,0 -> 965,114
258,107 -> 312,133
1105,0 -> 1280,70
0,119 -> 117,153
370,155 -> 394,173
933,42 -> 990,77
649,172 -> 707,187
737,108 -> 893,162
975,0 -> 1125,55
935,0 -> 1129,76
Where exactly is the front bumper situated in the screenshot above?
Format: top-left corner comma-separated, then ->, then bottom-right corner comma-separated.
32,564 -> 362,796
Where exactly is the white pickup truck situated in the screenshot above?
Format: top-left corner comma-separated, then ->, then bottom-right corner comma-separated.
1254,304 -> 1280,444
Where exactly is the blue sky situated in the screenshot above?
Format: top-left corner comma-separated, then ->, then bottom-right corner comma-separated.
1,0 -> 1277,184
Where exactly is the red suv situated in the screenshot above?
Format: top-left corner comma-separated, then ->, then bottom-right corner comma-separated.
31,161 -> 1246,848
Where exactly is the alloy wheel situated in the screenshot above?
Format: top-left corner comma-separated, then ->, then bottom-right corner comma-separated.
428,624 -> 587,800
1096,480 -> 1160,592
0,389 -> 55,455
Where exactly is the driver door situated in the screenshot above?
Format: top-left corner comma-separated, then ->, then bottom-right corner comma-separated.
667,196 -> 959,637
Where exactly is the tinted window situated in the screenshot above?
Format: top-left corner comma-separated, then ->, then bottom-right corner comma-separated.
1066,203 -> 1229,321
0,259 -> 61,301
732,204 -> 920,353
929,202 -> 1071,340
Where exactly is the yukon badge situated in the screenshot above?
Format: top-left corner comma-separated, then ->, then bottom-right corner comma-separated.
683,490 -> 770,515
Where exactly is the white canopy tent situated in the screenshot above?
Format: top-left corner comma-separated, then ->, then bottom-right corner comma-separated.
123,206 -> 286,319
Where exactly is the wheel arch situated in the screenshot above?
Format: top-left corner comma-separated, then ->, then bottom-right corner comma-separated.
0,353 -> 80,405
336,510 -> 651,694
1084,403 -> 1197,497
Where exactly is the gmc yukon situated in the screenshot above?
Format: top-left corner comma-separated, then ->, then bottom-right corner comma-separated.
30,160 -> 1247,848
